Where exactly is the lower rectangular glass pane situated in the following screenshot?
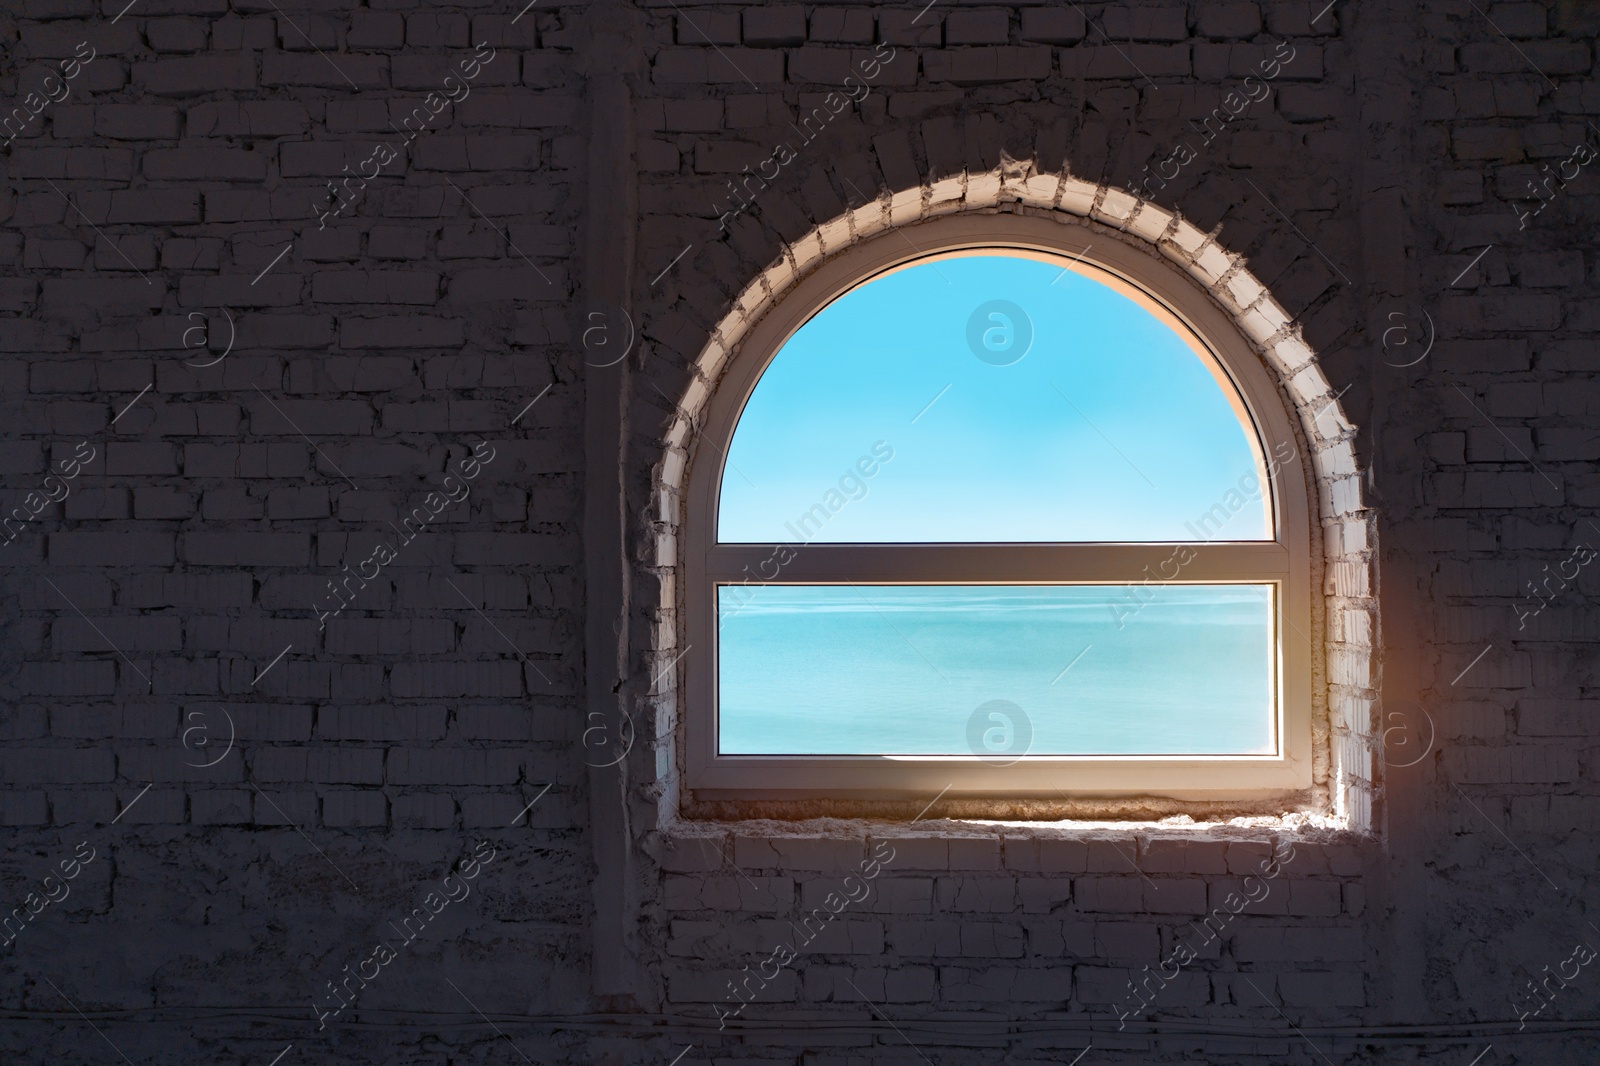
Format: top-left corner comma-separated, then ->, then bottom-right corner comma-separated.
716,584 -> 1275,757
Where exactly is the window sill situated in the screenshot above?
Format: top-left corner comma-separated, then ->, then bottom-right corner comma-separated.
671,791 -> 1339,827
647,810 -> 1363,878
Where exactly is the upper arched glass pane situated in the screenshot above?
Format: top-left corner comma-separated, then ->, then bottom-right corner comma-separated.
717,252 -> 1273,543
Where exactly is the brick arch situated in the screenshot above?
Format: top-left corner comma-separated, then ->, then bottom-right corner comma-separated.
648,164 -> 1378,829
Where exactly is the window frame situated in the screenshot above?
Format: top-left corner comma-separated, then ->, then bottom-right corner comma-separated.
679,214 -> 1314,806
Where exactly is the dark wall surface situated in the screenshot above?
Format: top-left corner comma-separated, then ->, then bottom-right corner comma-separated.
1,0 -> 1597,1062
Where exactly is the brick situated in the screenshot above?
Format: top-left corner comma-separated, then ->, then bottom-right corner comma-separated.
121,748 -> 245,784
1446,746 -> 1579,783
886,918 -> 960,956
1036,839 -> 1090,874
1073,965 -> 1137,1004
144,147 -> 267,181
20,23 -> 140,58
743,7 -> 806,46
667,966 -> 798,1002
1086,840 -> 1145,873
1102,6 -> 1190,40
94,104 -> 181,139
1197,3 -> 1262,38
349,11 -> 404,49
458,705 -> 562,742
1277,928 -> 1366,963
460,792 -> 544,828
192,790 -> 252,825
318,706 -> 447,742
386,748 -> 521,784
136,55 -> 257,94
53,617 -> 181,654
17,663 -> 118,697
311,271 -> 439,305
864,878 -> 933,914
323,791 -> 387,827
809,10 -> 874,44
1277,970 -> 1365,1007
0,707 -> 49,740
783,916 -> 885,955
654,836 -> 732,874
252,789 -> 317,827
176,274 -> 302,309
1441,472 -> 1566,510
1021,8 -> 1085,43
145,17 -> 206,52
114,787 -> 185,824
262,53 -> 388,90
42,278 -> 166,311
1225,842 -> 1275,875
1061,43 -> 1190,79
48,532 -> 176,566
1285,879 -> 1343,917
393,792 -> 455,829
938,876 -> 1016,912
1487,3 -> 1547,37
1145,878 -> 1210,915
1095,921 -> 1160,960
405,13 -> 469,48
880,12 -> 943,46
876,837 -> 946,870
945,11 -> 1009,45
807,963 -> 927,1002
0,793 -> 50,825
182,533 -> 310,567
653,48 -> 784,84
0,750 -> 115,785
665,874 -> 793,913
1517,699 -> 1599,735
390,662 -> 523,698
104,442 -> 179,476
924,46 -> 1052,84
393,54 -> 519,92
940,965 -> 1073,1002
218,705 -> 311,743
469,15 -> 538,49
50,790 -> 117,825
948,838 -> 1001,871
187,100 -> 308,137
326,618 -> 453,656
250,399 -> 373,436
1140,839 -> 1231,875
733,835 -> 864,871
1018,878 -> 1074,915
1075,876 -> 1145,912
676,11 -> 738,45
87,191 -> 202,228
251,748 -> 384,784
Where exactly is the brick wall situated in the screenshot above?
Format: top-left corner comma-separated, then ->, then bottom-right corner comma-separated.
1,0 -> 1596,1061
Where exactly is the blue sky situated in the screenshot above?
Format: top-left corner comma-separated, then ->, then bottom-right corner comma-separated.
717,253 -> 1271,543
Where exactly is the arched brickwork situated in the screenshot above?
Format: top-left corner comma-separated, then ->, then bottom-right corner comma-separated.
646,163 -> 1378,830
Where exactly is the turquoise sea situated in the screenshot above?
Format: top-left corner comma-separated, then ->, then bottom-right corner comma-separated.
716,585 -> 1274,756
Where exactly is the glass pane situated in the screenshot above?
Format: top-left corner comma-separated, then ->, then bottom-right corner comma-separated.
718,253 -> 1273,544
717,584 -> 1274,757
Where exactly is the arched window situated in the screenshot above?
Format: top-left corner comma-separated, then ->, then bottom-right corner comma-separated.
681,218 -> 1313,805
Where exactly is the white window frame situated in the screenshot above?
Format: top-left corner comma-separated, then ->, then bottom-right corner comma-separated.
680,214 -> 1314,806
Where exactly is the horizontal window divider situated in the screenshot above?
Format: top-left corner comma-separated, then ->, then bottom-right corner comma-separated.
706,541 -> 1290,583
690,756 -> 1306,795
708,754 -> 1286,763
